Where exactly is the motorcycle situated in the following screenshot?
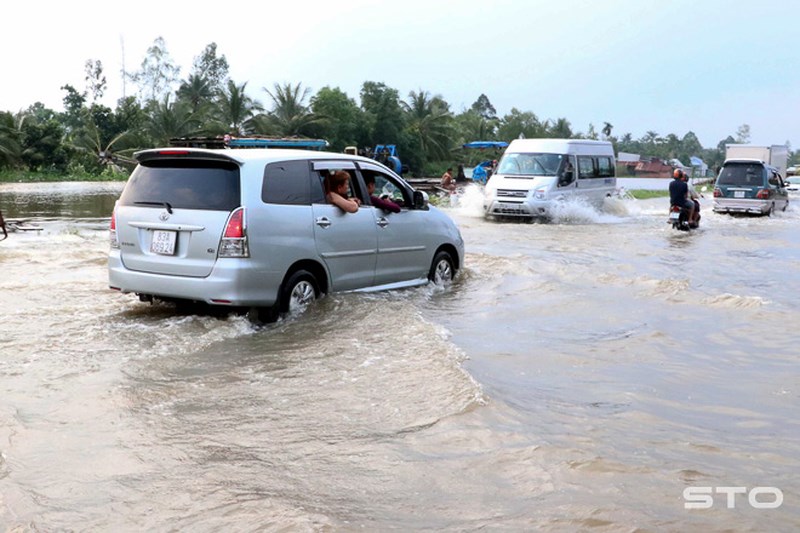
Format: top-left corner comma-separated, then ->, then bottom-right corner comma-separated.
668,203 -> 700,231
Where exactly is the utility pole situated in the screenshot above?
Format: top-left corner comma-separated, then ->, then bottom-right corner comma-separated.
120,35 -> 126,100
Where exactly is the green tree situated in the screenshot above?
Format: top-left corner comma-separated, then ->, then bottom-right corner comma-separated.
470,93 -> 497,120
359,81 -> 405,146
213,80 -> 262,135
19,113 -> 69,171
454,109 -> 497,144
190,42 -> 229,93
128,36 -> 181,104
261,82 -> 320,136
735,123 -> 751,143
0,111 -> 23,169
308,86 -> 364,151
68,108 -> 134,174
84,59 -> 107,104
144,95 -> 201,146
497,108 -> 546,141
177,74 -> 215,115
402,89 -> 453,162
549,117 -> 573,138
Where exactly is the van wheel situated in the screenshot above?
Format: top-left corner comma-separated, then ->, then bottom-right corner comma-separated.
428,251 -> 455,285
767,204 -> 774,217
280,270 -> 319,315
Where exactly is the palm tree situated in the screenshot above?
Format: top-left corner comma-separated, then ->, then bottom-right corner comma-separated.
0,111 -> 23,168
177,74 -> 214,114
145,94 -> 202,146
402,90 -> 453,161
69,109 -> 135,173
262,82 -> 320,136
213,80 -> 262,136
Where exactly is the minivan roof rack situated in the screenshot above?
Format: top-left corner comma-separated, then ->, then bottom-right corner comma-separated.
169,136 -> 329,150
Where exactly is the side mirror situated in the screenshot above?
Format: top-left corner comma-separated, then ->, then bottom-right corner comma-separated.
413,190 -> 428,209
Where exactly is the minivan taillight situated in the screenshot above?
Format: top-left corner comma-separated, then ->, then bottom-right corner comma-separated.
713,188 -> 721,198
109,207 -> 119,249
755,189 -> 770,199
219,207 -> 249,258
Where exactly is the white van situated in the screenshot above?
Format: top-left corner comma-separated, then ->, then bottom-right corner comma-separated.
483,139 -> 616,219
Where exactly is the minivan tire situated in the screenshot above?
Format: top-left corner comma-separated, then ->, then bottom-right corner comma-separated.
429,251 -> 455,285
280,270 -> 319,315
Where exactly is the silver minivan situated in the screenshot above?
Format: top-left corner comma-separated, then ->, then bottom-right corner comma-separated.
108,147 -> 464,320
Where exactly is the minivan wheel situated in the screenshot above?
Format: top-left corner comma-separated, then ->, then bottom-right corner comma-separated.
767,204 -> 774,217
280,270 -> 319,315
429,251 -> 455,285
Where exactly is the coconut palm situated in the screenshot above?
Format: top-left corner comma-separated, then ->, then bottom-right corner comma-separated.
144,94 -> 202,146
177,74 -> 215,114
0,111 -> 23,168
69,109 -> 135,173
262,82 -> 320,136
402,90 -> 453,161
213,80 -> 263,136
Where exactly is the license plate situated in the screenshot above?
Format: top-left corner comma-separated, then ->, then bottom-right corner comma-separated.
669,211 -> 680,220
734,190 -> 745,198
151,230 -> 177,255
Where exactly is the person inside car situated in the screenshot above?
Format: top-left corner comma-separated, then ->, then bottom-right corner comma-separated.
325,170 -> 361,213
364,175 -> 401,213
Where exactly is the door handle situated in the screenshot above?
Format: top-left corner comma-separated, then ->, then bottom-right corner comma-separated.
315,217 -> 331,228
376,217 -> 389,228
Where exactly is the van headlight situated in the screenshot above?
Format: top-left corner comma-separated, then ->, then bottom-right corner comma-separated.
534,188 -> 547,200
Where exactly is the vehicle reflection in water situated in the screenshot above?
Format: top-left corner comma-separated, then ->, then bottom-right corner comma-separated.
1,182 -> 799,531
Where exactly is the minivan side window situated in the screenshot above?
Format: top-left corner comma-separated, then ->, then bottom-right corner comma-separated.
311,168 -> 363,204
597,157 -> 614,177
577,156 -> 595,179
358,167 -> 409,207
262,160 -> 311,205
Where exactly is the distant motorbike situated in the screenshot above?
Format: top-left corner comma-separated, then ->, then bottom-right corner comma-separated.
668,204 -> 700,231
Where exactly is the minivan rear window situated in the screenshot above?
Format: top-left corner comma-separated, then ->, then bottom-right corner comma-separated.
717,163 -> 765,187
119,159 -> 241,211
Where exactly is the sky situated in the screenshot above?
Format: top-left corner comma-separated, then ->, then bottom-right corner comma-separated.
3,0 -> 798,150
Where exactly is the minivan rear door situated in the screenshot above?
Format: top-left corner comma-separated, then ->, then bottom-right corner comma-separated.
115,154 -> 241,277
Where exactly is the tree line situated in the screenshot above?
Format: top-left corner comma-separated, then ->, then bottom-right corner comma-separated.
1,38 -> 794,179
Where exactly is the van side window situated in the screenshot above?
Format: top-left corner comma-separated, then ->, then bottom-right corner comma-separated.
597,157 -> 614,178
768,171 -> 780,187
577,156 -> 595,179
312,168 -> 363,204
262,160 -> 311,205
359,168 -> 409,207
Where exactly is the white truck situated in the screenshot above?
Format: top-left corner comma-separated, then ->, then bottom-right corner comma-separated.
725,144 -> 789,178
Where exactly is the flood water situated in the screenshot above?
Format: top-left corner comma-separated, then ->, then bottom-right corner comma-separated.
1,182 -> 798,531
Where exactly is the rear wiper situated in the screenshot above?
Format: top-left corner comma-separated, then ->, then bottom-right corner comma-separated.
134,201 -> 173,214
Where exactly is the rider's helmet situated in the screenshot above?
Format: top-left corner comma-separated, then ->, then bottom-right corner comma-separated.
673,168 -> 683,179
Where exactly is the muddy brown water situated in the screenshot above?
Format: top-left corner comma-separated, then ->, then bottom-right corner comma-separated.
1,182 -> 798,530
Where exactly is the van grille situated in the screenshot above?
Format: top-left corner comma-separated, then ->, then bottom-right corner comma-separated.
496,189 -> 528,198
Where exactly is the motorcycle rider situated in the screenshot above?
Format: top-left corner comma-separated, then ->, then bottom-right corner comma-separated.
684,171 -> 703,227
669,168 -> 695,226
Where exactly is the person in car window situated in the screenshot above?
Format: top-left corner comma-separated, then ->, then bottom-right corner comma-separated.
364,175 -> 401,213
325,170 -> 361,213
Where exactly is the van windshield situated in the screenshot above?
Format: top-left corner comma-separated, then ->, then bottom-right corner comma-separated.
497,153 -> 568,177
717,162 -> 765,187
